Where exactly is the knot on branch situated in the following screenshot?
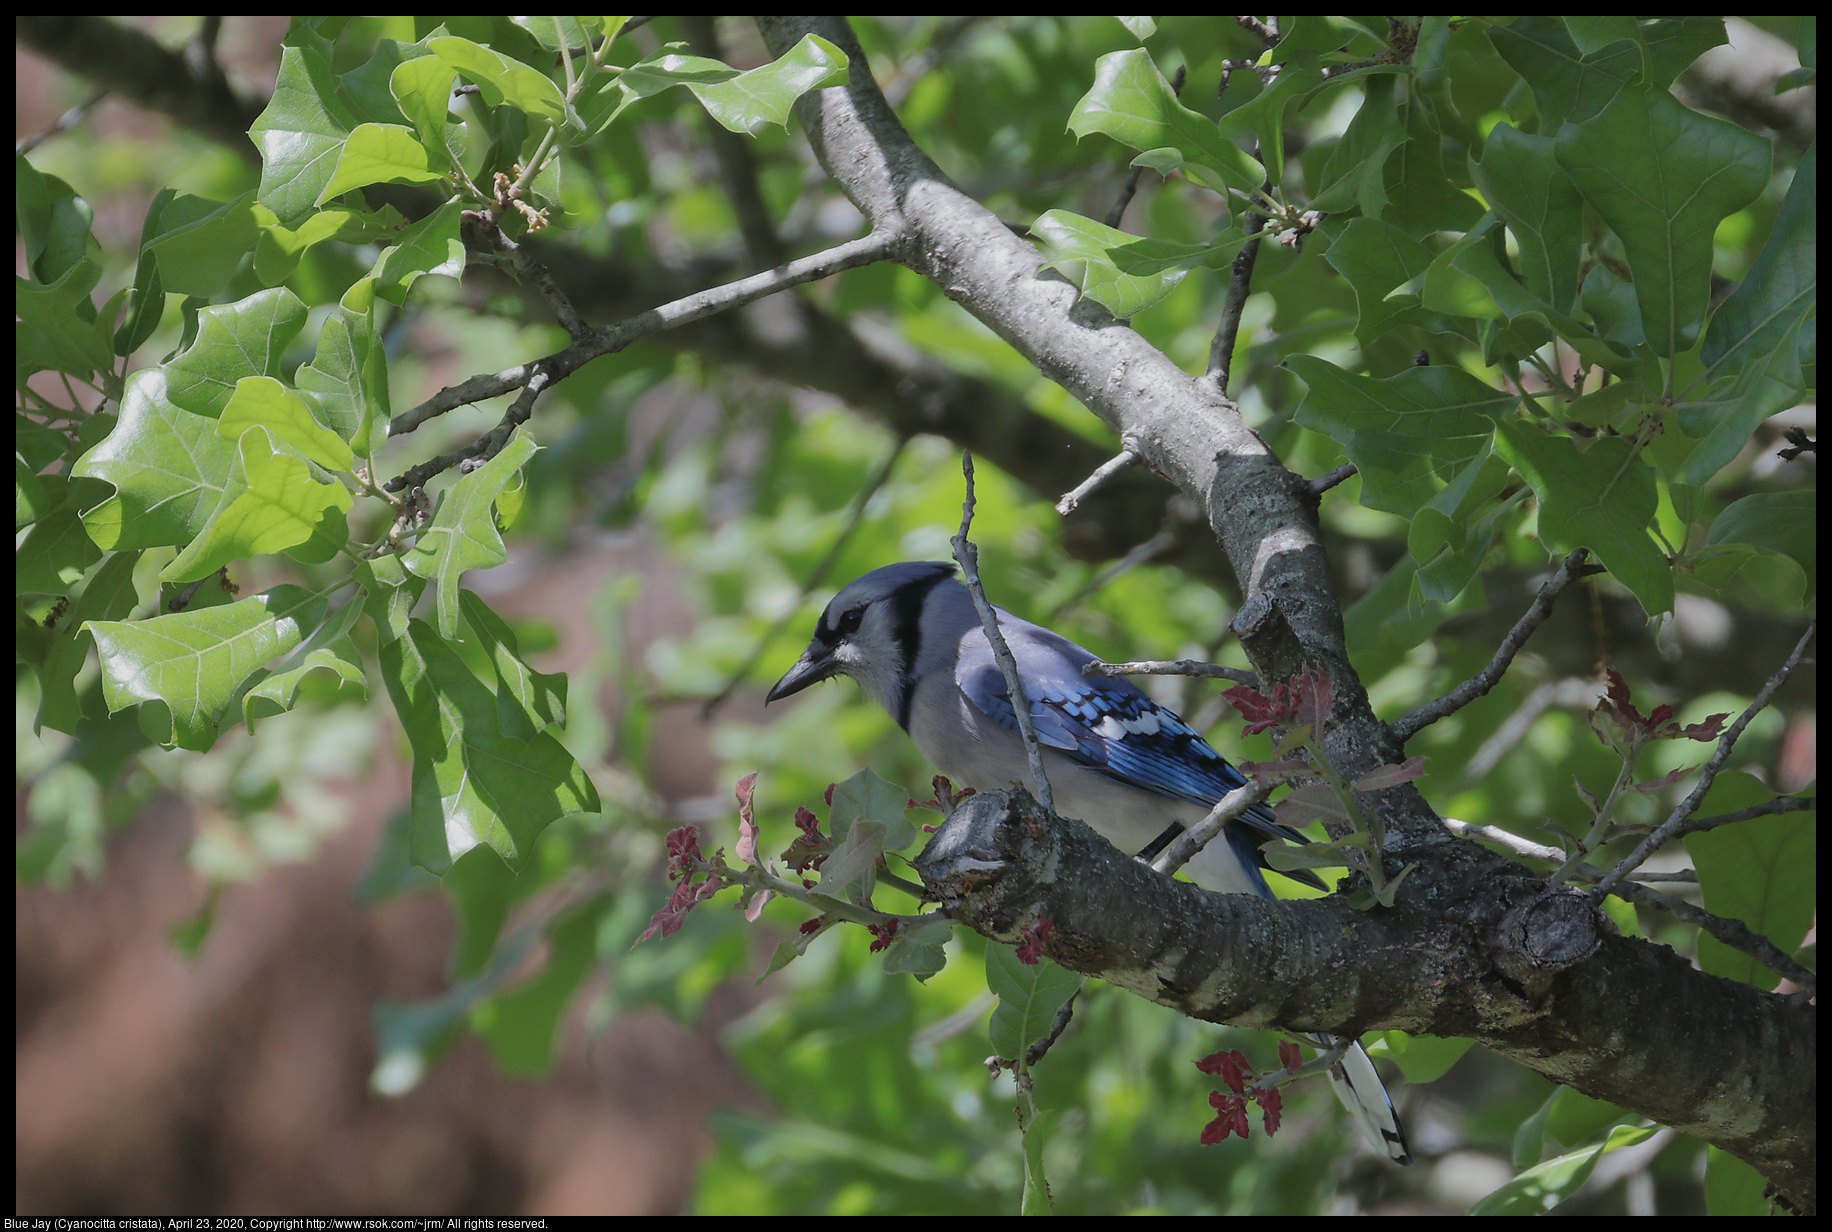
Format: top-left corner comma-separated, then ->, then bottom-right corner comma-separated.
1490,888 -> 1604,989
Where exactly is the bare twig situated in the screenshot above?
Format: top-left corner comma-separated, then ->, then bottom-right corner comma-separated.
1444,815 -> 1810,992
384,230 -> 897,484
1151,780 -> 1272,879
1205,165 -> 1273,392
1590,623 -> 1815,899
1306,462 -> 1359,498
1049,495 -> 1198,619
951,450 -> 1053,813
1084,658 -> 1258,687
1438,819 -> 1697,881
1391,549 -> 1595,744
15,85 -> 108,155
1671,795 -> 1817,839
1055,438 -> 1141,515
1023,978 -> 1088,1066
1607,878 -> 1816,994
1234,16 -> 1280,44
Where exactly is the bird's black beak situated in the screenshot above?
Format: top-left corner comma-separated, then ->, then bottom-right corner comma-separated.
765,643 -> 838,704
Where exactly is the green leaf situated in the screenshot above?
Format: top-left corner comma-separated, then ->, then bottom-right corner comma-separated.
164,287 -> 311,419
1471,124 -> 1583,313
318,123 -> 450,202
251,33 -> 359,226
163,425 -> 352,583
389,53 -> 464,176
879,914 -> 955,980
1554,85 -> 1769,357
85,584 -> 329,751
1704,491 -> 1816,594
114,187 -> 177,356
430,35 -> 568,124
1675,317 -> 1806,485
376,616 -> 599,875
1320,217 -> 1434,345
1704,1146 -> 1772,1215
16,477 -> 106,593
459,588 -> 569,739
1686,772 -> 1814,987
1215,52 -> 1322,192
1701,144 -> 1816,378
1030,209 -> 1192,317
371,200 -> 466,307
1312,74 -> 1407,217
986,945 -> 1083,1060
403,426 -> 540,639
829,769 -> 917,851
218,375 -> 355,471
16,253 -> 111,381
1288,357 -> 1517,517
1494,421 -> 1673,615
1381,93 -> 1486,234
1489,17 -> 1725,131
1020,1106 -> 1059,1215
73,369 -> 238,552
30,551 -> 142,736
689,34 -> 849,133
1471,1124 -> 1659,1214
1068,49 -> 1264,196
297,277 -> 392,455
240,595 -> 368,728
143,191 -> 260,297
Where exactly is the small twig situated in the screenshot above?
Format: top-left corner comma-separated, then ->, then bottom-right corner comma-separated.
1235,16 -> 1280,44
1606,878 -> 1816,995
1306,462 -> 1358,498
16,85 -> 108,155
505,239 -> 592,341
1023,980 -> 1089,1067
389,371 -> 547,494
1439,817 -> 1816,995
384,230 -> 896,486
1670,795 -> 1817,839
1439,818 -> 1696,881
1205,165 -> 1273,392
1055,438 -> 1141,515
951,450 -> 1053,813
1151,780 -> 1272,879
700,436 -> 910,718
1084,659 -> 1258,687
1391,549 -> 1594,744
1590,623 -> 1815,899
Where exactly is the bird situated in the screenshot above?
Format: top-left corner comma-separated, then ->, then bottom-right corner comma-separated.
766,560 -> 1411,1165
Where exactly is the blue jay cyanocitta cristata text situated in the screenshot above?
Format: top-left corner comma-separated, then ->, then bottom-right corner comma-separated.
766,561 -> 1410,1164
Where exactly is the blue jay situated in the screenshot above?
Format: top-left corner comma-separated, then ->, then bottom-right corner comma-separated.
767,561 -> 1410,1165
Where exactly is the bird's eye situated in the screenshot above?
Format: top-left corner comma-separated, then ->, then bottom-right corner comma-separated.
838,606 -> 865,636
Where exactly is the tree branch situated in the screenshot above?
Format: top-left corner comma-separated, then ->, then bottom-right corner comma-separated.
916,789 -> 1815,1200
384,228 -> 895,458
1390,548 -> 1595,744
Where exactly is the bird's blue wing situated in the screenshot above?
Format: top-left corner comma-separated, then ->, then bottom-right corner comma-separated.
956,616 -> 1320,887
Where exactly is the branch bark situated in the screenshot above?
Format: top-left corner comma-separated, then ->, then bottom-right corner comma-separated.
918,790 -> 1814,1205
760,15 -> 1815,1205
